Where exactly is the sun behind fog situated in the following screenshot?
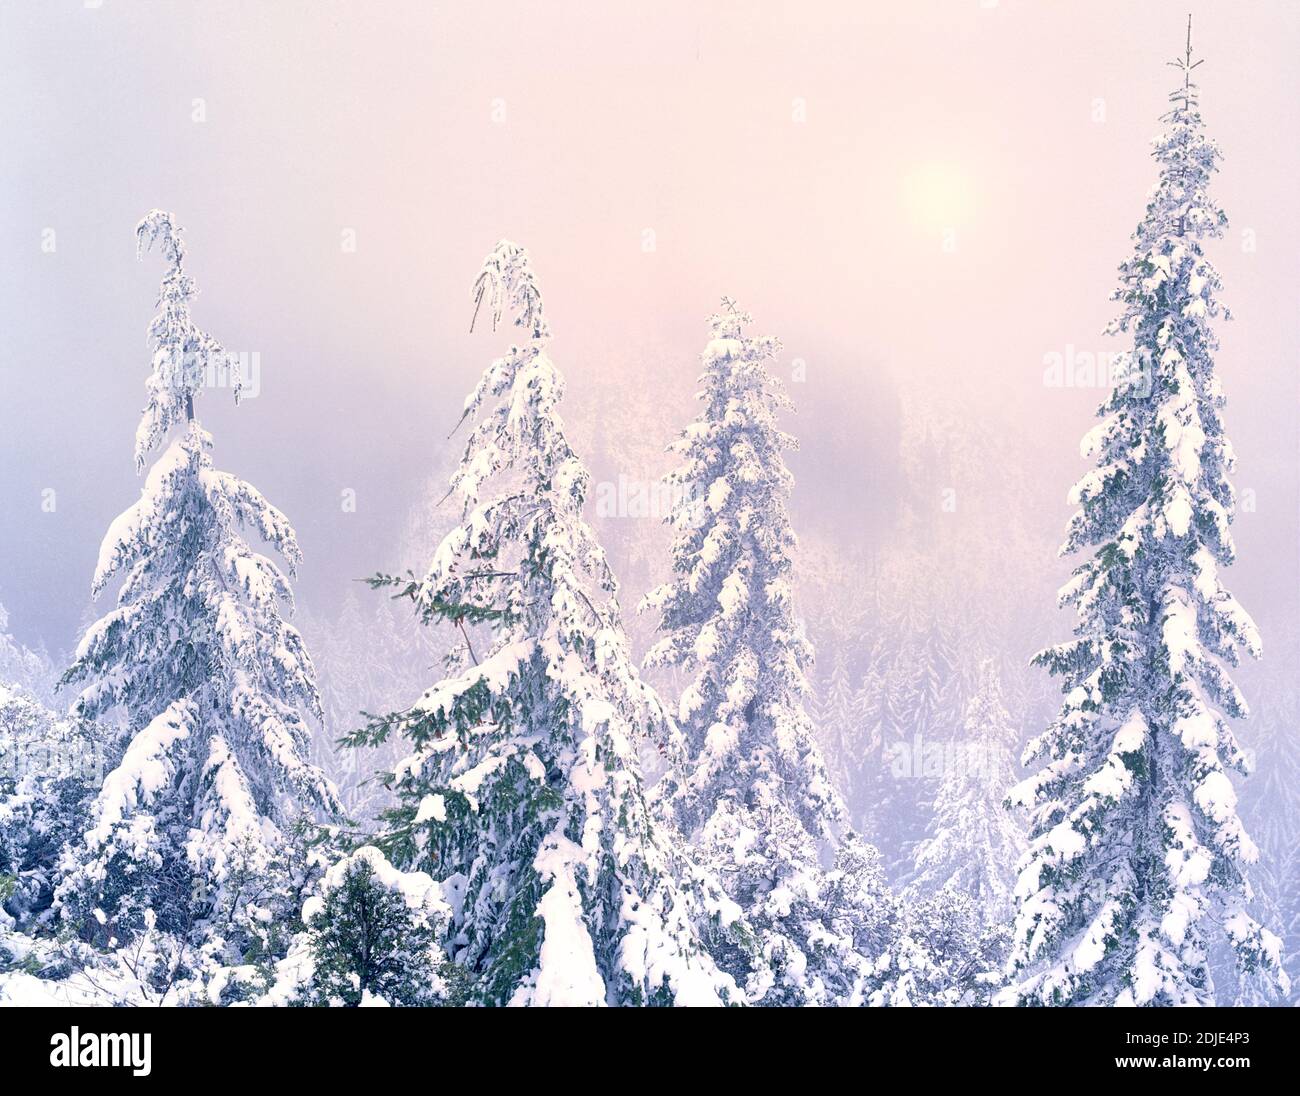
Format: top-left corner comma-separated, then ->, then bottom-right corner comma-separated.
902,163 -> 974,232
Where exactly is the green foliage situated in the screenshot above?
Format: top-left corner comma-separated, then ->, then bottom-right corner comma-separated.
304,854 -> 454,1007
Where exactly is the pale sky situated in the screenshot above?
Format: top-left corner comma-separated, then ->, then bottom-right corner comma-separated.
2,0 -> 1297,659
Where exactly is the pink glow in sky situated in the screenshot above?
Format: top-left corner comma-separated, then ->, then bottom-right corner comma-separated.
1,0 -> 1296,654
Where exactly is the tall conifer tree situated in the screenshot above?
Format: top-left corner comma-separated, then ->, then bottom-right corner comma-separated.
642,300 -> 880,1004
353,242 -> 742,1006
1003,27 -> 1288,1006
58,211 -> 339,939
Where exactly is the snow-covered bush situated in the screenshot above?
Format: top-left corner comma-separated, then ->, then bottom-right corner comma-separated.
183,813 -> 337,1005
301,846 -> 455,1007
0,684 -> 107,934
869,886 -> 1007,1007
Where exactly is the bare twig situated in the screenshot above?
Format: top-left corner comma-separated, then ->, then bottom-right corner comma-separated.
457,618 -> 480,666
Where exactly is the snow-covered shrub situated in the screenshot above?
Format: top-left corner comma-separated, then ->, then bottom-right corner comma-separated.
188,814 -> 337,1005
302,846 -> 455,1007
0,684 -> 107,933
868,886 -> 1006,1007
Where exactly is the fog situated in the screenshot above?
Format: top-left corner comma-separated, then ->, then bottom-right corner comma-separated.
2,0 -> 1296,735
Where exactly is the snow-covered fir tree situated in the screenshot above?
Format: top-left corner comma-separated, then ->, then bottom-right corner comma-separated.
909,658 -> 1026,922
317,587 -> 449,826
300,588 -> 438,826
1002,28 -> 1288,1007
801,581 -> 878,819
0,601 -> 57,706
812,647 -> 858,797
885,614 -> 963,874
349,241 -> 743,1007
641,299 -> 876,1005
299,591 -> 376,821
1234,640 -> 1300,1004
842,638 -> 888,838
849,599 -> 964,878
57,211 -> 340,944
